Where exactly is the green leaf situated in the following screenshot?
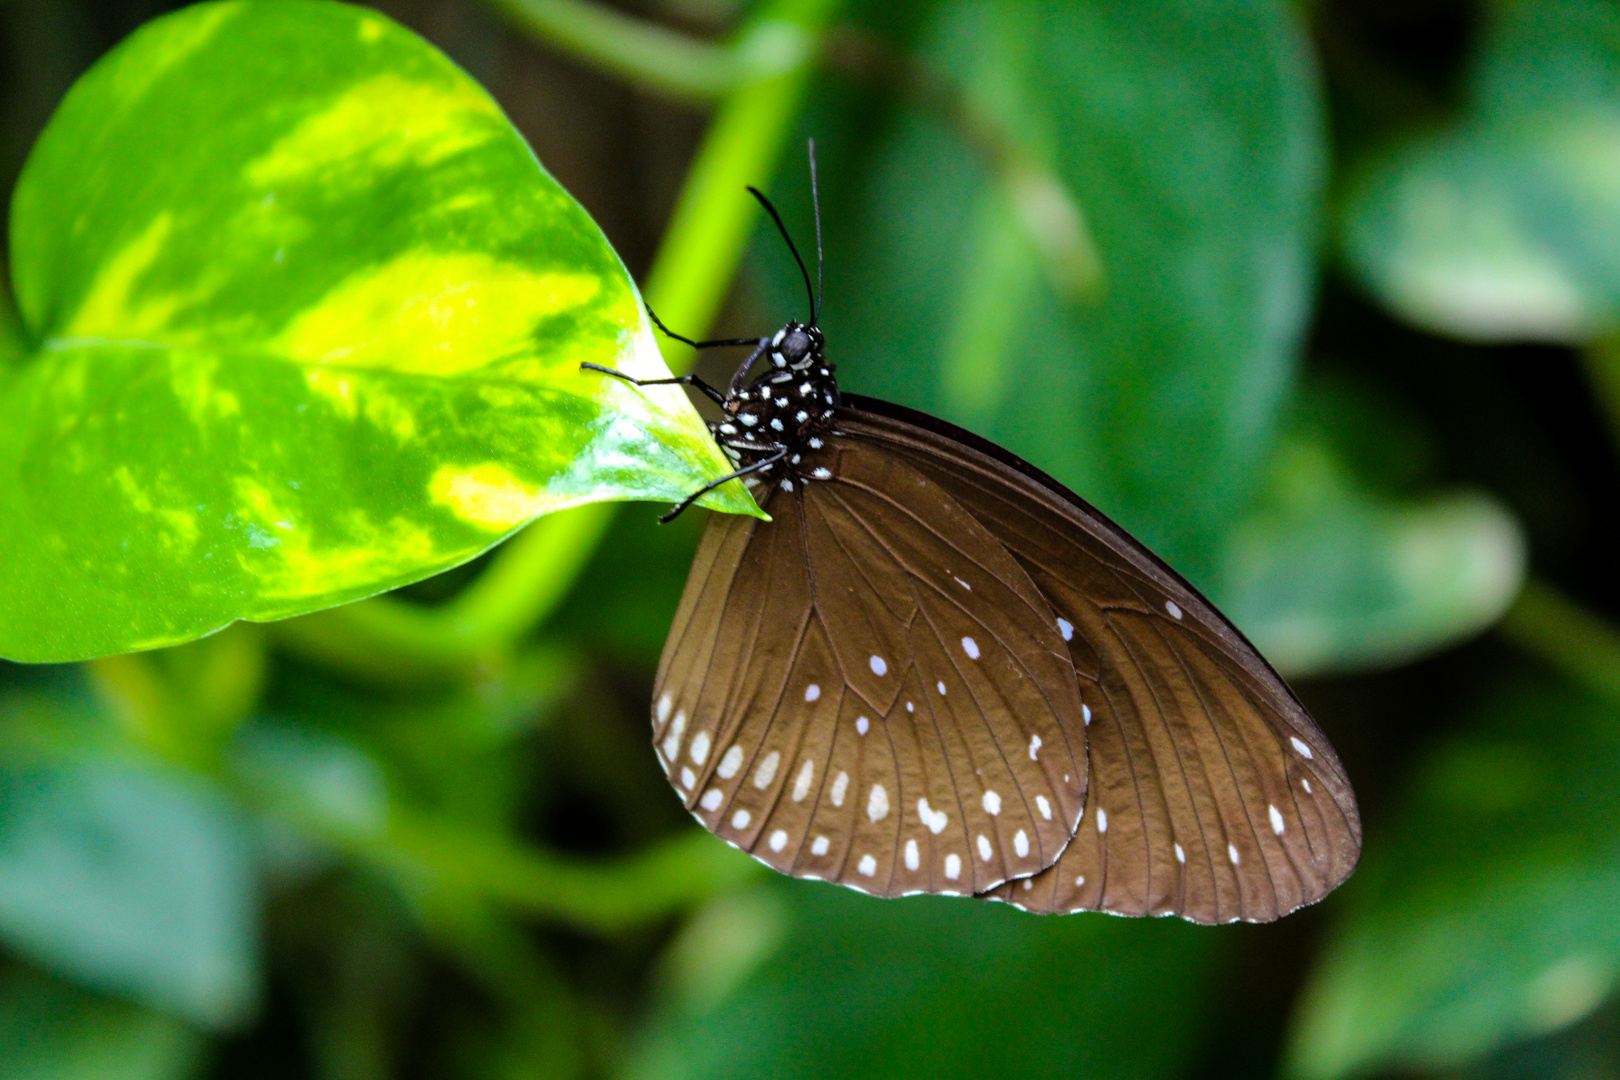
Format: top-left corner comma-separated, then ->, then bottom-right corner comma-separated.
628,881 -> 1216,1080
759,0 -> 1324,580
0,758 -> 258,1030
0,965 -> 204,1080
1219,435 -> 1526,676
0,0 -> 755,663
1287,671 -> 1620,1078
1341,0 -> 1620,343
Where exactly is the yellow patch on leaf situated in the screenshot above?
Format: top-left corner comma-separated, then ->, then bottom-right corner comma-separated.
430,463 -> 559,531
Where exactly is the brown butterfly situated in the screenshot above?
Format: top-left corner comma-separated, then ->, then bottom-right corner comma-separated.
585,151 -> 1359,924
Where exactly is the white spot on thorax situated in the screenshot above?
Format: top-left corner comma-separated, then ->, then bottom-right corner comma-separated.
808,437 -> 823,449
1165,600 -> 1183,619
1228,843 -> 1241,865
812,467 -> 832,480
1174,842 -> 1186,864
1014,830 -> 1029,858
830,771 -> 849,806
982,790 -> 1002,815
856,716 -> 869,735
679,767 -> 695,790
857,854 -> 877,877
1035,795 -> 1052,821
740,414 -> 758,426
799,382 -> 813,395
1269,804 -> 1285,835
796,410 -> 808,422
771,417 -> 784,431
731,809 -> 751,829
1057,617 -> 1074,641
904,839 -> 920,871
717,745 -> 744,779
1096,808 -> 1109,833
944,853 -> 962,880
867,784 -> 890,822
792,759 -> 815,801
689,730 -> 711,765
768,829 -> 787,852
1290,736 -> 1314,759
869,655 -> 888,676
700,788 -> 723,811
961,636 -> 980,659
976,835 -> 993,861
811,835 -> 830,856
1029,734 -> 1042,760
780,479 -> 794,492
656,694 -> 672,724
753,750 -> 781,789
917,798 -> 948,834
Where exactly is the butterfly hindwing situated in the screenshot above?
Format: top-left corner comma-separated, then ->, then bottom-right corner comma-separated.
653,453 -> 1088,898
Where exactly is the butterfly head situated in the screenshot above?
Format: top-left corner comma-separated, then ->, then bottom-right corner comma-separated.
771,322 -> 824,371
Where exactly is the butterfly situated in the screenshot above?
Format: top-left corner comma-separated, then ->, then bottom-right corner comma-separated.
584,147 -> 1360,924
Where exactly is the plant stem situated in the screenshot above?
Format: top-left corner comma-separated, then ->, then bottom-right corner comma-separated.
1499,577 -> 1620,706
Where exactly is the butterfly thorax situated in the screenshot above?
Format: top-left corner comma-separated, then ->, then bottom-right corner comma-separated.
713,321 -> 840,488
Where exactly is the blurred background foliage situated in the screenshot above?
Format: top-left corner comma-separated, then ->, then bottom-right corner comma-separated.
2,0 -> 1620,1077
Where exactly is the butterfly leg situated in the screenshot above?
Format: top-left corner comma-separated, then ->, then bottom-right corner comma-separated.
659,447 -> 789,524
580,362 -> 727,406
646,305 -> 766,351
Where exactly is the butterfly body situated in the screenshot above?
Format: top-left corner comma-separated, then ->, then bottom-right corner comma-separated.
711,321 -> 839,489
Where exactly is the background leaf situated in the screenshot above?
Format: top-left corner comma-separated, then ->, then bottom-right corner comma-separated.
0,0 -> 754,663
0,965 -> 204,1080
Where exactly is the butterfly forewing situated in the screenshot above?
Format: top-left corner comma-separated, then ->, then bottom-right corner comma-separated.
654,457 -> 1088,897
835,398 -> 1361,923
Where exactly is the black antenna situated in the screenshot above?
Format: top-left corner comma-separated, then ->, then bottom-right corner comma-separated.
746,185 -> 816,327
808,139 -> 823,326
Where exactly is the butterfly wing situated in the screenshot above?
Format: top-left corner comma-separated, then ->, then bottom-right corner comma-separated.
837,396 -> 1361,924
653,451 -> 1088,898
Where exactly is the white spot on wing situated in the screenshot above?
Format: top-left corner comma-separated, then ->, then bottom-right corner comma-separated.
753,750 -> 781,789
792,759 -> 815,801
857,854 -> 877,877
953,576 -> 971,590
856,716 -> 869,735
945,853 -> 962,880
917,798 -> 948,834
1028,734 -> 1042,760
1074,875 -> 1086,888
867,784 -> 890,823
656,694 -> 671,724
812,467 -> 832,480
976,835 -> 993,861
869,655 -> 887,676
804,683 -> 821,702
1302,778 -> 1313,794
961,636 -> 980,659
936,680 -> 947,695
982,790 -> 1002,816
1290,736 -> 1314,760
904,839 -> 919,871
679,767 -> 694,790
811,835 -> 829,856
1057,617 -> 1074,641
1096,808 -> 1109,833
660,709 -> 687,762
700,788 -> 723,811
1174,842 -> 1186,864
1228,843 -> 1241,865
689,730 -> 710,765
768,829 -> 787,852
731,809 -> 751,829
1035,795 -> 1052,821
1165,600 -> 1183,619
830,771 -> 849,807
1014,830 -> 1029,858
717,745 -> 744,779
1269,804 -> 1285,835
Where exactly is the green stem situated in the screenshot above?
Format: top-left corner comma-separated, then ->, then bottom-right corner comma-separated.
276,0 -> 844,676
1499,578 -> 1620,705
481,0 -> 740,103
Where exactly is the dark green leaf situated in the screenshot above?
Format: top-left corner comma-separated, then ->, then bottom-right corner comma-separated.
0,965 -> 203,1080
